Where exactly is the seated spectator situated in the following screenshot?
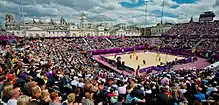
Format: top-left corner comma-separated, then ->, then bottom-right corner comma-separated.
2,84 -> 13,103
29,86 -> 41,105
50,91 -> 62,105
17,95 -> 30,105
193,87 -> 206,102
7,88 -> 21,105
41,90 -> 51,105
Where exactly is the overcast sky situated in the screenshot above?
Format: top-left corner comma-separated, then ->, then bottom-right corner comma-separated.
0,0 -> 218,27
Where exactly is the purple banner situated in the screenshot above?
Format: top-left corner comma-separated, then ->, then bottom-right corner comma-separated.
0,35 -> 15,40
89,46 -> 191,56
89,45 -> 145,55
139,57 -> 192,73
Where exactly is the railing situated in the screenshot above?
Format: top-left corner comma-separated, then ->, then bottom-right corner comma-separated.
192,39 -> 205,50
82,38 -> 92,50
105,37 -> 116,47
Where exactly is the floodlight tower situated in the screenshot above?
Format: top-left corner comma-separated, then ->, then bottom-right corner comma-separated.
20,0 -> 26,37
2,0 -> 5,28
144,0 -> 149,35
161,0 -> 165,24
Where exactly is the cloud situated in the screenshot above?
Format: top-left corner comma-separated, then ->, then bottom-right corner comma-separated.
0,0 -> 218,27
215,0 -> 219,7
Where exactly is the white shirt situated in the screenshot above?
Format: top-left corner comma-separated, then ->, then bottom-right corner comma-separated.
71,80 -> 79,86
7,99 -> 17,105
118,86 -> 126,95
179,89 -> 187,94
78,82 -> 84,88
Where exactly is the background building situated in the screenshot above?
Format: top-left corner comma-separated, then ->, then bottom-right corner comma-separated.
4,13 -> 141,37
150,23 -> 173,36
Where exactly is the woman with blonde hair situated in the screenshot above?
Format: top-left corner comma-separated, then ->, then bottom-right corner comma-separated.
2,84 -> 13,103
82,92 -> 94,105
41,90 -> 51,105
17,95 -> 30,105
29,86 -> 41,105
62,93 -> 81,105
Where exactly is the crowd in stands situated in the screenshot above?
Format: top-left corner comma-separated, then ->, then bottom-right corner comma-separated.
196,38 -> 219,53
0,28 -> 7,36
68,37 -> 217,54
64,38 -> 91,51
162,38 -> 201,49
0,37 -> 218,105
166,21 -> 219,36
86,37 -> 115,50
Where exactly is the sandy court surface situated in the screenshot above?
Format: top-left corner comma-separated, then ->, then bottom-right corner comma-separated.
106,52 -> 185,70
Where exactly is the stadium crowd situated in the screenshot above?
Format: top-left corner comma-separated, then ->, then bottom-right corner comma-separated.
86,37 -> 115,50
0,20 -> 219,105
0,36 -> 218,105
166,21 -> 219,36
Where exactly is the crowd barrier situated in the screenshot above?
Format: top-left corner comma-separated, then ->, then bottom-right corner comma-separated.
139,57 -> 192,73
89,45 -> 145,55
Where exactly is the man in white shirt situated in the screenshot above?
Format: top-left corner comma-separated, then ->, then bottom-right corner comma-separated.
78,78 -> 84,88
7,88 -> 21,105
118,83 -> 127,95
71,76 -> 79,86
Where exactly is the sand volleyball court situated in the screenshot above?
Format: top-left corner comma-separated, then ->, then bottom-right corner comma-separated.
106,52 -> 184,70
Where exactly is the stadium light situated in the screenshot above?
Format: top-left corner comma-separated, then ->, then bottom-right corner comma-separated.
161,0 -> 165,24
143,0 -> 149,35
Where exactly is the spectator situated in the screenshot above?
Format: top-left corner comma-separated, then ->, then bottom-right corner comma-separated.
50,91 -> 62,105
17,95 -> 30,105
7,88 -> 21,105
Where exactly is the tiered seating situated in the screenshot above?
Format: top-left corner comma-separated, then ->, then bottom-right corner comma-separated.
166,21 -> 219,36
